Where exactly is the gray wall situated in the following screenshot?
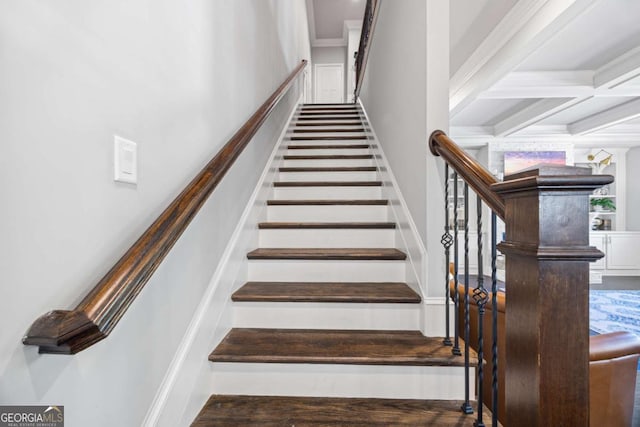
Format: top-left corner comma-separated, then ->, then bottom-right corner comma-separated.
0,1 -> 310,425
627,147 -> 640,231
360,0 -> 449,295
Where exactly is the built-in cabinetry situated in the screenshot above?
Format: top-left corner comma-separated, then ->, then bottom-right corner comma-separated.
459,143 -> 634,284
589,232 -> 640,283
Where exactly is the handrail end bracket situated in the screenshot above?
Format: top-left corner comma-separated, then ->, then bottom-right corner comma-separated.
429,130 -> 446,156
23,310 -> 104,355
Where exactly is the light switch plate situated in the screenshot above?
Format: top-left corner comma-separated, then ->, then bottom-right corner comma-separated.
114,135 -> 138,184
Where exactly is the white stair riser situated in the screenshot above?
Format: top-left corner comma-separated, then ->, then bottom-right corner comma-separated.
233,302 -> 420,330
284,148 -> 371,156
289,127 -> 369,133
278,171 -> 378,182
273,187 -> 382,200
248,260 -> 406,282
282,159 -> 375,167
259,228 -> 395,248
267,205 -> 389,222
211,363 -> 472,400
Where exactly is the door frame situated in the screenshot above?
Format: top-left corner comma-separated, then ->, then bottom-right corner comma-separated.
314,63 -> 345,104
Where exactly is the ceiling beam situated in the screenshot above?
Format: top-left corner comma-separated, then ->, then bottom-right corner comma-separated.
480,70 -> 594,99
493,97 -> 591,136
569,98 -> 640,135
450,0 -> 600,117
594,45 -> 640,89
481,46 -> 640,99
450,127 -> 640,148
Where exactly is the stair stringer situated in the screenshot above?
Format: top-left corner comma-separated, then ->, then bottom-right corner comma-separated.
141,96 -> 302,427
357,99 -> 449,337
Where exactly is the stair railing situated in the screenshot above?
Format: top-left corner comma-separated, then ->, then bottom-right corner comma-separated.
22,60 -> 308,355
354,0 -> 380,101
430,130 -> 613,426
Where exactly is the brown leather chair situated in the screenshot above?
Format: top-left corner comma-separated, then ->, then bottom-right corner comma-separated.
450,278 -> 640,426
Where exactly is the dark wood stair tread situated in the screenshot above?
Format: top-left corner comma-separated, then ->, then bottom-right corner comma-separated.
300,108 -> 358,111
267,199 -> 388,205
283,154 -> 373,160
258,222 -> 395,229
289,135 -> 368,141
247,248 -> 406,260
192,395 -> 496,426
295,116 -> 361,121
232,282 -> 420,303
293,121 -> 363,126
279,166 -> 377,172
209,329 -> 475,366
292,128 -> 366,133
287,144 -> 370,149
299,111 -> 360,115
301,107 -> 359,111
303,103 -> 357,106
274,181 -> 382,187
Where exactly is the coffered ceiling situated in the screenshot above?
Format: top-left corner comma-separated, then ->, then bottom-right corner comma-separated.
450,0 -> 640,147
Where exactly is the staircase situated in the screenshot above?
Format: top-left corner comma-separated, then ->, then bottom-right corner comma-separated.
191,103 -> 488,426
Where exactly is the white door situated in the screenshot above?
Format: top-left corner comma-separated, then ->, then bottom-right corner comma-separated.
314,64 -> 344,104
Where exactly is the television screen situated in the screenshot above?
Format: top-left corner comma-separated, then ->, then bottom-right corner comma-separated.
503,151 -> 566,176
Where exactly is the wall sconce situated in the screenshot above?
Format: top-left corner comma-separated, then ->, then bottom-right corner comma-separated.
588,149 -> 613,174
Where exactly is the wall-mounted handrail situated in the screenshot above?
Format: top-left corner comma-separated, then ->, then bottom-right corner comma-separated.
354,0 -> 380,101
23,60 -> 308,355
429,130 -> 505,220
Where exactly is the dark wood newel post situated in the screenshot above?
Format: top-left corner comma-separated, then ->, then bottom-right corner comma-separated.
492,165 -> 613,427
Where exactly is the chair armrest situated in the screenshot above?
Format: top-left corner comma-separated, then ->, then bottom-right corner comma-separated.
589,331 -> 640,361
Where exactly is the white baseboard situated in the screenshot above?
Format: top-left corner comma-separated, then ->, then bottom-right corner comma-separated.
422,297 -> 455,337
142,96 -> 302,427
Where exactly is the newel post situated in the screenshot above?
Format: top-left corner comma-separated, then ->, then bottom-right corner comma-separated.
492,166 -> 613,427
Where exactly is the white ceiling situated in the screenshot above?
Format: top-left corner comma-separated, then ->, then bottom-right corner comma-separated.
307,0 -> 366,47
450,0 -> 640,147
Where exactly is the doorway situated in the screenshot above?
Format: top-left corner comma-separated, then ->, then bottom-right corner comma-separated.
314,63 -> 344,104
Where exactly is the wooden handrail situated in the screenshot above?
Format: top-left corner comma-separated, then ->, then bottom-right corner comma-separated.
23,60 -> 308,354
429,130 -> 505,220
354,0 -> 381,101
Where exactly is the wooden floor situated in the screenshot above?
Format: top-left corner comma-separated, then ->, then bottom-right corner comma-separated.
209,328 -> 476,366
192,395 -> 497,426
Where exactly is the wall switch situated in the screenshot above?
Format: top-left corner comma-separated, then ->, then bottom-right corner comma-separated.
114,136 -> 138,184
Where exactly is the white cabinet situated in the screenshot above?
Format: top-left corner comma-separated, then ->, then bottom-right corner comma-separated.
606,234 -> 640,270
590,232 -> 640,283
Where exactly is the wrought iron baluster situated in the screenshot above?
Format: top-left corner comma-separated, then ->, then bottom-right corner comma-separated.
474,196 -> 489,427
441,164 -> 453,347
461,183 -> 473,414
491,212 -> 499,427
452,173 -> 461,356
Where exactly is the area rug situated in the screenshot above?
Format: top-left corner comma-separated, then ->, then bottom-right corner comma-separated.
589,290 -> 640,371
589,290 -> 640,337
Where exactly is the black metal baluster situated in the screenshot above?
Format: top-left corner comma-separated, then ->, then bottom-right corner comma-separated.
474,196 -> 489,427
441,164 -> 453,347
461,183 -> 473,414
452,173 -> 461,356
491,212 -> 499,427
